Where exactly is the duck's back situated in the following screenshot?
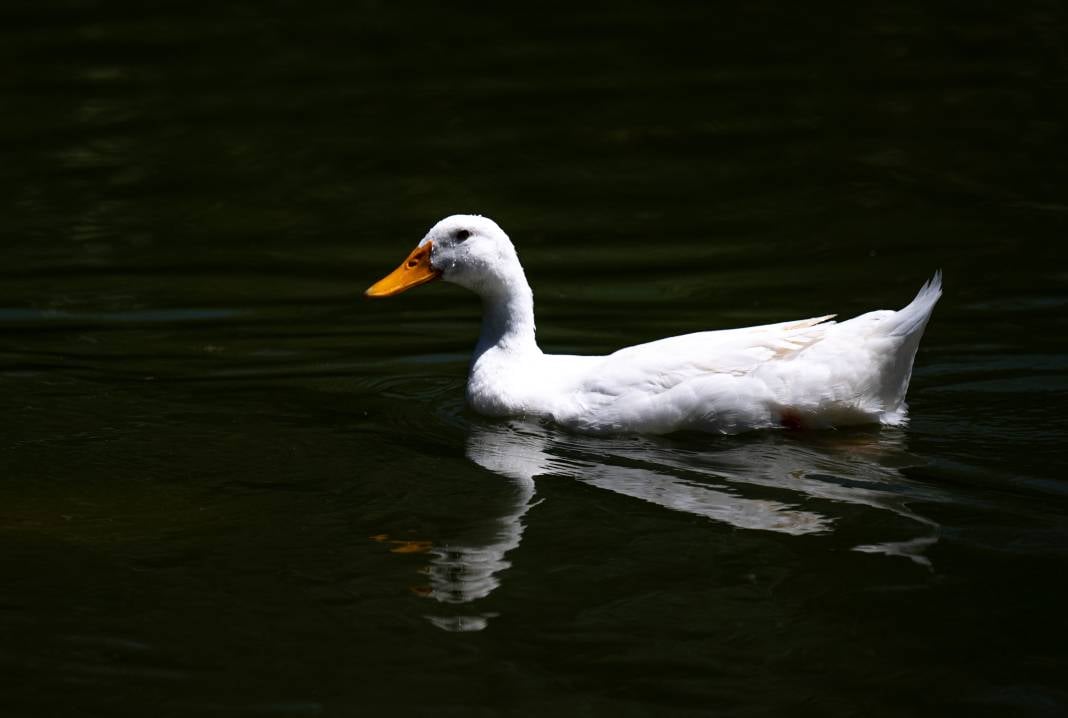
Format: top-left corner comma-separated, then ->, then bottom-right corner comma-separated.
551,274 -> 942,435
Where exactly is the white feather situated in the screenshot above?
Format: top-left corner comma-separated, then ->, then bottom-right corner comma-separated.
382,215 -> 942,435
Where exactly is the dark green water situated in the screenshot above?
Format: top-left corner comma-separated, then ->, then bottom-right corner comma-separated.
3,2 -> 1068,716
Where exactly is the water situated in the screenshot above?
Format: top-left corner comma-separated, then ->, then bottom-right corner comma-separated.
3,1 -> 1068,715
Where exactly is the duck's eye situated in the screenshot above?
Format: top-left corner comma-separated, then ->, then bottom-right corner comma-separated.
454,229 -> 471,242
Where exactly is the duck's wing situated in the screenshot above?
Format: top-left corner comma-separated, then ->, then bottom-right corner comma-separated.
580,315 -> 837,395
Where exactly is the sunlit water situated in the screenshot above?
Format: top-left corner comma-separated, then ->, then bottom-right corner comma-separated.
3,2 -> 1067,716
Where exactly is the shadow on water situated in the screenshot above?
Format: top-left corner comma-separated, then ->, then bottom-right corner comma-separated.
413,420 -> 949,631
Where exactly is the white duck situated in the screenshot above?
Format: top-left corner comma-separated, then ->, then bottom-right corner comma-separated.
366,215 -> 941,435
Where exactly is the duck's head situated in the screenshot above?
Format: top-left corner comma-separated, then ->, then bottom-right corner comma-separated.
365,215 -> 522,298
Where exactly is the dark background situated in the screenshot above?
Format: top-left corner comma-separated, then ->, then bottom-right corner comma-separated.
2,2 -> 1067,716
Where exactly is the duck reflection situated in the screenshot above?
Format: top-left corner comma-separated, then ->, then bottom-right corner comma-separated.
415,426 -> 542,632
420,421 -> 943,631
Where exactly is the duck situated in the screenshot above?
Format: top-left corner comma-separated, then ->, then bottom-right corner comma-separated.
365,215 -> 942,435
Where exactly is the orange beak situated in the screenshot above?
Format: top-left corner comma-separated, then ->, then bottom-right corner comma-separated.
365,241 -> 442,298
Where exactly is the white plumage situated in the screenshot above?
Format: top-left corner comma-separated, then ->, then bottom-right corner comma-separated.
367,215 -> 942,435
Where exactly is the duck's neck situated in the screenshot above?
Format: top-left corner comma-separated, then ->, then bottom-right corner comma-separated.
474,279 -> 540,360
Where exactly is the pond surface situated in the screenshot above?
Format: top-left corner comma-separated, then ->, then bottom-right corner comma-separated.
3,2 -> 1067,716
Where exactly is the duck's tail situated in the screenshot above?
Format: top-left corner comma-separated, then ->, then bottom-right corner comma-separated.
886,271 -> 943,339
876,272 -> 943,424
